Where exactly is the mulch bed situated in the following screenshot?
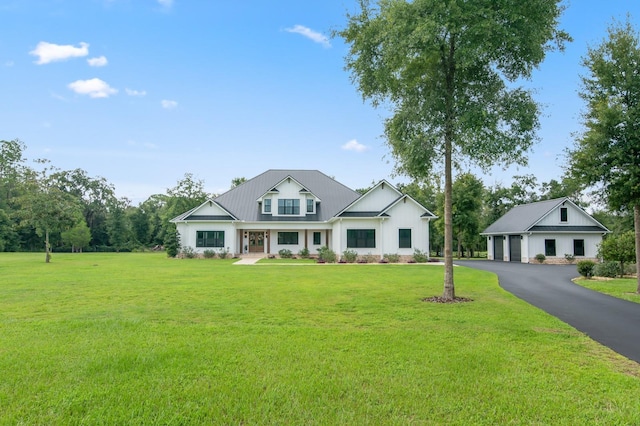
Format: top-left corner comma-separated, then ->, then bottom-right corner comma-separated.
422,296 -> 474,303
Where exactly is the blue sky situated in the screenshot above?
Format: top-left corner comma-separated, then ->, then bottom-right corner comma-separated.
1,1 -> 639,204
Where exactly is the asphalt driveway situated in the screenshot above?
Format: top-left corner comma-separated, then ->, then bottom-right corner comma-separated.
455,260 -> 640,363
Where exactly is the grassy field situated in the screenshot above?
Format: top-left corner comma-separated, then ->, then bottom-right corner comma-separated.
1,253 -> 640,424
575,277 -> 640,304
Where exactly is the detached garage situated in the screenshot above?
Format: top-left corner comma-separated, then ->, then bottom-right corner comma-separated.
481,197 -> 609,263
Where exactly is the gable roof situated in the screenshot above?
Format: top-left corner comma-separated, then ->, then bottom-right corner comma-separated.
481,197 -> 609,235
213,169 -> 361,222
170,200 -> 238,222
335,180 -> 437,220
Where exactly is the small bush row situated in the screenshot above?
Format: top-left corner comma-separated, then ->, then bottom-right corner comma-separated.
181,247 -> 230,259
577,260 -> 636,278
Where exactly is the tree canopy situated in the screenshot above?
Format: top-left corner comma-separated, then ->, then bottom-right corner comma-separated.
568,18 -> 640,292
338,0 -> 569,299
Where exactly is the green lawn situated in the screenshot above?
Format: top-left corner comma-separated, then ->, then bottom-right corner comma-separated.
1,253 -> 639,424
575,277 -> 640,304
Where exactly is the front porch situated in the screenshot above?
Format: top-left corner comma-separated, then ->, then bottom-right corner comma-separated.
236,228 -> 331,256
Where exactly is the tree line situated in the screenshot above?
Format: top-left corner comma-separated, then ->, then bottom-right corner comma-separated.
2,138 -> 633,263
0,139 -> 213,261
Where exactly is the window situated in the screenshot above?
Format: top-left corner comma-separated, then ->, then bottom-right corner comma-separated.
560,207 -> 568,222
347,229 -> 376,248
264,199 -> 271,213
574,239 -> 585,256
278,199 -> 300,215
278,232 -> 299,245
545,239 -> 556,256
196,231 -> 224,248
399,228 -> 412,249
313,231 -> 321,245
307,199 -> 314,213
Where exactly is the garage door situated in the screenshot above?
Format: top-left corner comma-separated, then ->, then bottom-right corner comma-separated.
493,236 -> 504,261
509,235 -> 521,262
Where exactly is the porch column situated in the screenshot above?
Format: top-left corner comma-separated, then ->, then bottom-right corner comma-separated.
266,230 -> 270,254
305,229 -> 308,249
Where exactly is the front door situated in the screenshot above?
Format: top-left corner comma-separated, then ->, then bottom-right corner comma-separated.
248,231 -> 264,253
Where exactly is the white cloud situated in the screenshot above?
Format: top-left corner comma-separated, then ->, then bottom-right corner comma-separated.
161,99 -> 178,109
87,56 -> 108,67
125,88 -> 147,97
30,41 -> 89,64
341,139 -> 369,153
157,0 -> 173,8
285,25 -> 331,48
4,60 -> 14,67
68,78 -> 117,98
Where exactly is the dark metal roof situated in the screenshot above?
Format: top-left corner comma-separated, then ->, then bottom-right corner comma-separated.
482,197 -> 609,234
529,225 -> 608,233
183,215 -> 235,221
213,170 -> 361,222
483,198 -> 565,234
338,211 -> 389,218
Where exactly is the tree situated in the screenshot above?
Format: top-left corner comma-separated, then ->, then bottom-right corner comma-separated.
568,18 -> 640,292
106,198 -> 131,252
598,231 -> 636,276
50,168 -> 117,247
61,219 -> 92,252
451,173 -> 484,258
19,175 -> 81,262
0,139 -> 27,206
338,0 -> 569,299
230,177 -> 247,188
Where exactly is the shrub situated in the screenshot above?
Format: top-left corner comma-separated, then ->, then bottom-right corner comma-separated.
564,253 -> 576,264
203,249 -> 216,259
624,263 -> 637,276
383,253 -> 400,263
218,248 -> 230,259
278,249 -> 293,259
593,261 -> 621,278
413,249 -> 429,263
182,246 -> 196,259
576,260 -> 596,278
535,253 -> 546,263
165,224 -> 180,258
298,247 -> 310,258
317,246 -> 337,263
342,249 -> 358,263
361,253 -> 377,263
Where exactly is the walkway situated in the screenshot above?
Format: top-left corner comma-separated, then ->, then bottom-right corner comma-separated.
233,255 -> 263,265
456,260 -> 640,363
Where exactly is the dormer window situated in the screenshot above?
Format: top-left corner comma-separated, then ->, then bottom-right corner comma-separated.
560,207 -> 568,222
307,199 -> 314,213
264,199 -> 271,213
278,199 -> 300,215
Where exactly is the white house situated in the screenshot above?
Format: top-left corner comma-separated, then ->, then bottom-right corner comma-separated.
481,197 -> 610,263
171,169 -> 436,258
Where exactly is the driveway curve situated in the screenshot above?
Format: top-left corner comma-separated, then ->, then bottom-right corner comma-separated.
455,260 -> 640,363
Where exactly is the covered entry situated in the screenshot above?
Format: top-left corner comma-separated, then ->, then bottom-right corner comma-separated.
248,231 -> 265,253
509,235 -> 521,262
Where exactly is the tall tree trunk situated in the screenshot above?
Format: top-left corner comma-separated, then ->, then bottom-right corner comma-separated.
635,204 -> 640,293
45,230 -> 51,263
443,133 -> 455,300
442,34 -> 456,301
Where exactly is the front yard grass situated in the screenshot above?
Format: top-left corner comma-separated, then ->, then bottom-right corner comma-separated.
574,277 -> 640,303
1,253 -> 639,424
